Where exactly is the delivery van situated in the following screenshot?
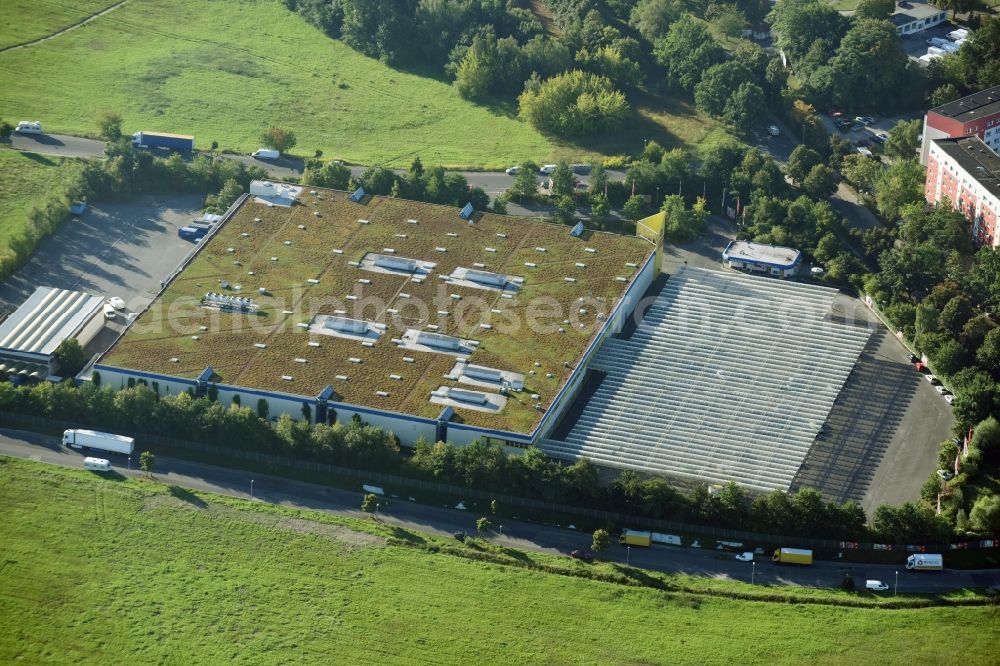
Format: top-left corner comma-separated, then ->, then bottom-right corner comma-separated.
865,580 -> 889,591
83,457 -> 112,472
252,148 -> 280,159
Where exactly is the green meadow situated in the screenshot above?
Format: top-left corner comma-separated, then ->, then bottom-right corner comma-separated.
1,457 -> 997,664
0,0 -> 716,168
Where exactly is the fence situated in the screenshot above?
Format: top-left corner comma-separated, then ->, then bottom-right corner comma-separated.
2,410 -> 996,557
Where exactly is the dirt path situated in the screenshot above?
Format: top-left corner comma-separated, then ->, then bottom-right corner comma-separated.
0,0 -> 128,54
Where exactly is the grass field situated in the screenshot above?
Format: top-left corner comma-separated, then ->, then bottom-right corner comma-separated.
1,457 -> 997,664
0,150 -> 85,264
0,0 -> 717,167
0,0 -> 116,50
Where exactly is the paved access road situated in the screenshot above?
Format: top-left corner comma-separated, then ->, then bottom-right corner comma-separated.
1,428 -> 995,594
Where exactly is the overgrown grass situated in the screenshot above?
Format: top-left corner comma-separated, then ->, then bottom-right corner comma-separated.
0,0 -> 718,167
0,0 -> 116,50
0,457 -> 997,664
0,150 -> 85,265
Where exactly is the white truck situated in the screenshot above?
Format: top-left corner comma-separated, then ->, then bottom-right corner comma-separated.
63,429 -> 134,456
252,148 -> 280,159
905,553 -> 943,571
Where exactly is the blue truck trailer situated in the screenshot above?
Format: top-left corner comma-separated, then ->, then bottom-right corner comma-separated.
132,131 -> 195,152
178,226 -> 208,241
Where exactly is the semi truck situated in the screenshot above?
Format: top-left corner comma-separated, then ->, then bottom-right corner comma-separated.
905,553 -> 943,571
772,548 -> 813,565
619,529 -> 653,547
132,131 -> 195,152
63,429 -> 135,456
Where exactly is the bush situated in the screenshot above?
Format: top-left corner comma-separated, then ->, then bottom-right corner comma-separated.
518,70 -> 629,137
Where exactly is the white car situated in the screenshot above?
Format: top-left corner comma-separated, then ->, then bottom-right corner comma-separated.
15,121 -> 42,134
945,394 -> 955,405
102,303 -> 117,320
767,125 -> 780,136
924,373 -> 938,384
935,385 -> 948,395
735,552 -> 754,562
505,166 -> 521,175
810,266 -> 825,276
107,296 -> 126,310
539,164 -> 558,175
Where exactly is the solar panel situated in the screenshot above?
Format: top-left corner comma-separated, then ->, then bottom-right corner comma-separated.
570,221 -> 585,237
459,202 -> 474,220
350,186 -> 365,202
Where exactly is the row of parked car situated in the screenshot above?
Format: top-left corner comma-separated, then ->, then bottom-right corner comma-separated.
910,353 -> 954,405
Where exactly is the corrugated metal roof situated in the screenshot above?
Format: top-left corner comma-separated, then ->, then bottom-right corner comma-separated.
0,287 -> 105,355
542,267 -> 873,492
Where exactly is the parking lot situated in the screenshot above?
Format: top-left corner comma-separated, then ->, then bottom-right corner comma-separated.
0,193 -> 205,316
659,224 -> 951,510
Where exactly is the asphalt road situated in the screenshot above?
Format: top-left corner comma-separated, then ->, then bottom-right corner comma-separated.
1,428 -> 995,594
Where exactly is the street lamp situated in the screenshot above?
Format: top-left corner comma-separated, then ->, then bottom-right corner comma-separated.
498,524 -> 503,536
626,545 -> 631,566
250,479 -> 254,500
752,561 -> 756,585
127,456 -> 131,476
894,570 -> 898,596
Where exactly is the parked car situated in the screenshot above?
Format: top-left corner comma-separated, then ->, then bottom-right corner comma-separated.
570,549 -> 595,562
102,303 -> 116,320
872,132 -> 888,144
907,353 -> 919,363
810,266 -> 825,276
570,163 -> 592,175
735,552 -> 755,562
856,139 -> 871,148
855,116 -> 875,125
107,296 -> 126,310
835,118 -> 853,130
914,361 -> 927,372
505,166 -> 520,175
850,123 -> 865,132
828,110 -> 843,118
539,164 -> 558,175
453,531 -> 466,542
865,580 -> 890,592
925,374 -> 940,385
945,394 -> 955,405
937,469 -> 954,481
767,125 -> 780,136
935,385 -> 949,395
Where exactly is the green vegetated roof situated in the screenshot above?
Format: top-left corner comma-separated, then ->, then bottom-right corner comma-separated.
101,188 -> 653,434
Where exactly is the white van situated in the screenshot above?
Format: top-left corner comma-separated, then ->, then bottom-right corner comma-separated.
539,164 -> 558,175
15,121 -> 43,134
252,148 -> 280,159
83,457 -> 112,472
865,580 -> 889,591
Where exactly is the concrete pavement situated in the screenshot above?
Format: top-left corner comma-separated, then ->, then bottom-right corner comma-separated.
0,427 -> 995,594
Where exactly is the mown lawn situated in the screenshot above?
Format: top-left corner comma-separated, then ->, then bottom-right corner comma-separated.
0,0 -> 717,167
1,457 -> 997,665
0,150 -> 85,264
0,0 -> 116,50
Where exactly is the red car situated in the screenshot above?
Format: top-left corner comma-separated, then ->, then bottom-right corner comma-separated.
570,549 -> 595,562
915,361 -> 926,372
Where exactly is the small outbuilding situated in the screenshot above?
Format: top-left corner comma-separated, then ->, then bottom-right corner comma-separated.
722,240 -> 801,278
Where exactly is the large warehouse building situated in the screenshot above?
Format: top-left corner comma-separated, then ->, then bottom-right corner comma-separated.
96,185 -> 657,449
0,286 -> 106,381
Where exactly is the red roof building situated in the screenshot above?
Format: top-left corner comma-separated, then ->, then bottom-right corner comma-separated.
921,85 -> 1000,164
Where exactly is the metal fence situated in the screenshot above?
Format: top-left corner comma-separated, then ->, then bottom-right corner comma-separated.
2,410 -> 995,556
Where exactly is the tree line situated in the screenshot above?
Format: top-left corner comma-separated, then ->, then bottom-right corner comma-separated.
0,378 -> 978,543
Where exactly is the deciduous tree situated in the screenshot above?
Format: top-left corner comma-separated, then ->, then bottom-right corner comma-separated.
260,126 -> 297,154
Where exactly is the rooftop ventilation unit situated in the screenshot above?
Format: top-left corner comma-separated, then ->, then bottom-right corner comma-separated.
374,254 -> 417,272
202,292 -> 258,313
326,316 -> 370,335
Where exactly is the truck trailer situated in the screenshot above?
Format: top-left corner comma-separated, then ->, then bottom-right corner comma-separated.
63,429 -> 135,456
771,548 -> 813,565
132,131 -> 195,152
619,529 -> 652,547
905,553 -> 943,571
